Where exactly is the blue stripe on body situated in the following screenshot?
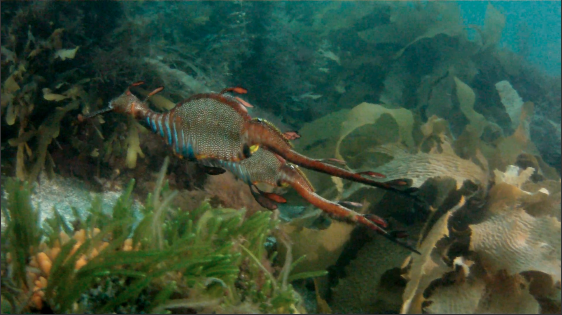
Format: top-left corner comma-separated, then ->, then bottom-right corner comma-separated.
187,142 -> 195,160
181,130 -> 187,157
147,116 -> 159,135
219,161 -> 250,185
173,120 -> 179,153
146,116 -> 151,130
238,164 -> 252,185
181,130 -> 196,160
189,134 -> 196,160
157,116 -> 164,137
164,116 -> 172,145
151,116 -> 157,132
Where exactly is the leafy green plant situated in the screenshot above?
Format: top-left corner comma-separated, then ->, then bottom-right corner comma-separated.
1,157 -> 326,314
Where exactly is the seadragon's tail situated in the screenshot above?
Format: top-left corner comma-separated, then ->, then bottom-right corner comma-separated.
287,175 -> 420,254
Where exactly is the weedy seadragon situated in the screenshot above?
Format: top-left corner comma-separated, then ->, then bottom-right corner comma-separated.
80,83 -> 420,253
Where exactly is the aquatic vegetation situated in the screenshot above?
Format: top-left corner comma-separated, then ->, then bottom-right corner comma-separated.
291,83 -> 559,313
1,158 -> 327,314
1,1 -> 560,314
3,1 -> 559,184
330,221 -> 424,314
1,22 -> 80,181
399,166 -> 560,314
330,164 -> 560,314
358,2 -> 465,59
0,3 -> 118,184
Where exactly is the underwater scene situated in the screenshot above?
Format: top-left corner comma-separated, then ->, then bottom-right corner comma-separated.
1,1 -> 560,314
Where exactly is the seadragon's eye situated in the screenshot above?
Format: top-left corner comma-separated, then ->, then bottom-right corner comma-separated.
249,144 -> 260,154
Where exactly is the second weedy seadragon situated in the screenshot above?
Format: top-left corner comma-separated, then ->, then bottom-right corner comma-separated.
202,146 -> 419,253
81,82 -> 417,199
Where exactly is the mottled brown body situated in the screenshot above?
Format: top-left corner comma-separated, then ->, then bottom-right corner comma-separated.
207,148 -> 419,253
89,83 -> 417,198
83,84 -> 420,253
133,93 -> 252,162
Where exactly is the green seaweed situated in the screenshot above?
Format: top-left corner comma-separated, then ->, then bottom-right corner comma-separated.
2,180 -> 42,291
0,157 -> 323,314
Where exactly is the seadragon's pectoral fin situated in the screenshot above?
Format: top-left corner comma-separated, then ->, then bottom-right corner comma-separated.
249,184 -> 287,211
202,165 -> 227,175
